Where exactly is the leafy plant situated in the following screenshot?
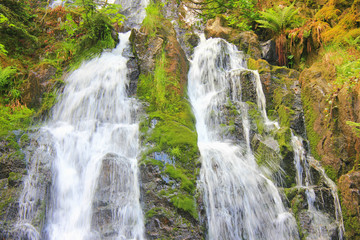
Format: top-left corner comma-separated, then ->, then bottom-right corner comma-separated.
202,0 -> 259,31
257,4 -> 301,65
142,2 -> 164,37
346,121 -> 360,138
0,66 -> 16,94
0,105 -> 34,136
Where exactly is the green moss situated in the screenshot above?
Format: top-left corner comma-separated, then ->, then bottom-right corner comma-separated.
0,106 -> 34,137
301,86 -> 322,160
283,187 -> 298,201
4,133 -> 20,150
142,2 -> 164,38
170,193 -> 198,220
277,105 -> 293,128
0,195 -> 12,217
19,133 -> 29,148
274,127 -> 293,153
165,164 -> 195,194
290,192 -> 306,239
146,207 -> 171,219
247,101 -> 265,135
142,157 -> 164,168
8,172 -> 22,182
324,165 -> 337,182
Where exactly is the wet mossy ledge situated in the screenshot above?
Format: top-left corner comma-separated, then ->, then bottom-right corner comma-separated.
133,3 -> 202,239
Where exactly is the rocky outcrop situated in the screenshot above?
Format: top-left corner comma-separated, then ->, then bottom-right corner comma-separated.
299,62 -> 360,175
91,153 -> 137,239
205,16 -> 232,39
230,31 -> 262,60
22,64 -> 57,108
0,130 -> 52,239
205,17 -> 262,59
132,10 -> 203,239
299,60 -> 360,238
338,171 -> 360,239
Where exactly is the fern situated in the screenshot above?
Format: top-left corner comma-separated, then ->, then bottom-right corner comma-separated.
256,4 -> 300,65
0,66 -> 16,91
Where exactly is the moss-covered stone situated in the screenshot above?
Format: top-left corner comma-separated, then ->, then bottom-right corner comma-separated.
134,5 -> 203,238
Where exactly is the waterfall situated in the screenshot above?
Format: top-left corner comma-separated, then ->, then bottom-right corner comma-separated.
188,37 -> 299,239
16,32 -> 145,240
291,134 -> 345,239
45,31 -> 144,240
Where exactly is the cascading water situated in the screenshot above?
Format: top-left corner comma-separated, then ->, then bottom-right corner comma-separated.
188,36 -> 299,239
16,32 -> 145,240
291,134 -> 345,239
44,31 -> 144,240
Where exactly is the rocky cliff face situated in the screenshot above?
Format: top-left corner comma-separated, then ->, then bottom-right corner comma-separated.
132,7 -> 204,239
300,61 -> 360,239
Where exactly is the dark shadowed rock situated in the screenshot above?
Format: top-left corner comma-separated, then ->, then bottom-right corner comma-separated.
261,40 -> 278,65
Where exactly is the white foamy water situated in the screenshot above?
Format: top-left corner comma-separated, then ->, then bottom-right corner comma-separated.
291,134 -> 344,239
16,32 -> 144,240
188,37 -> 299,240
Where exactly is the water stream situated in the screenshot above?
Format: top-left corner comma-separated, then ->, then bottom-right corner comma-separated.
16,32 -> 145,240
291,134 -> 345,239
45,31 -> 144,240
188,37 -> 299,239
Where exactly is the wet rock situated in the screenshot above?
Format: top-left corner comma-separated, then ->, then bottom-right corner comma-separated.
300,61 -> 360,179
0,133 -> 25,180
91,153 -> 137,238
186,33 -> 200,49
133,30 -> 164,75
251,134 -> 282,178
140,162 -> 203,240
231,31 -> 262,59
205,16 -> 232,39
0,130 -> 53,239
134,16 -> 203,239
249,59 -> 305,136
22,63 -> 57,108
338,171 -> 360,239
239,70 -> 257,103
260,40 -> 277,65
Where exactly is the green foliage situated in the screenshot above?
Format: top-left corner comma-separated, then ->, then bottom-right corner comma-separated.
202,0 -> 259,31
0,105 -> 34,136
0,44 -> 7,55
324,165 -> 337,182
346,121 -> 360,138
99,4 -> 125,26
170,194 -> 198,220
257,4 -> 300,35
165,164 -> 195,194
0,66 -> 16,94
142,2 -> 164,37
0,2 -> 38,54
138,51 -> 182,113
257,4 -> 301,65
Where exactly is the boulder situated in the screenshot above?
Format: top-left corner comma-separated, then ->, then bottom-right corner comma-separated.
338,171 -> 360,239
22,63 -> 57,108
231,31 -> 262,59
261,40 -> 278,65
204,16 -> 232,39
